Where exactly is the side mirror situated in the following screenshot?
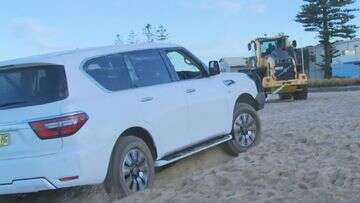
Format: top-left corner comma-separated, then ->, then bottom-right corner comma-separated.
292,40 -> 297,48
248,43 -> 252,51
208,61 -> 220,76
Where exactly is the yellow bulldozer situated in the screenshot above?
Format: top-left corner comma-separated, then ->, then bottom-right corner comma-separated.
246,35 -> 308,100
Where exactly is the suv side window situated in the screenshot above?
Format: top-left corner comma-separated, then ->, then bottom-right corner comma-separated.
84,54 -> 133,91
125,51 -> 172,87
166,51 -> 204,80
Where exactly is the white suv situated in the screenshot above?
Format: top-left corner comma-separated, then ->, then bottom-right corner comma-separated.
0,43 -> 265,197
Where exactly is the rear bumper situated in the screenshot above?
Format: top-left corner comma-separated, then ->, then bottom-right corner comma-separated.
263,79 -> 308,94
263,79 -> 308,88
255,92 -> 266,110
0,146 -> 109,195
0,178 -> 55,195
0,152 -> 80,195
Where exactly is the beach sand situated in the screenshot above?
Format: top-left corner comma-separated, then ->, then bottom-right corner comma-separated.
2,90 -> 360,203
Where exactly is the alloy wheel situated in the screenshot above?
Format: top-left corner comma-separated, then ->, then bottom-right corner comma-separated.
121,148 -> 150,192
233,113 -> 257,147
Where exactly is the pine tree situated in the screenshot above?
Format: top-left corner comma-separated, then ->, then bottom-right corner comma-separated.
155,25 -> 168,41
114,34 -> 124,45
295,0 -> 359,78
143,24 -> 155,43
127,30 -> 137,44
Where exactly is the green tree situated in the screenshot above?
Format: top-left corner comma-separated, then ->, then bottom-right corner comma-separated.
143,24 -> 155,43
114,34 -> 123,45
127,30 -> 137,44
155,25 -> 168,41
295,0 -> 359,78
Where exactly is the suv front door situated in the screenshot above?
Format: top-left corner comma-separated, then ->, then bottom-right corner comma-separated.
164,49 -> 230,144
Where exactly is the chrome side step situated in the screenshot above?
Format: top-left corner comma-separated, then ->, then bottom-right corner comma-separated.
155,134 -> 233,167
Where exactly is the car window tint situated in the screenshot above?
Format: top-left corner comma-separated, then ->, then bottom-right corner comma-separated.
166,51 -> 203,80
0,65 -> 68,110
126,51 -> 172,87
84,55 -> 132,91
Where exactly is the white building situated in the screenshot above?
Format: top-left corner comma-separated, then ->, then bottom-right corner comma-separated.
306,38 -> 360,79
219,57 -> 247,72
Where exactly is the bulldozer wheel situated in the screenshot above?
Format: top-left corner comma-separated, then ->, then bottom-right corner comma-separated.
279,93 -> 292,100
293,88 -> 308,100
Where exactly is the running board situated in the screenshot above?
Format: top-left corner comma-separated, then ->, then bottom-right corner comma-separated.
155,134 -> 233,167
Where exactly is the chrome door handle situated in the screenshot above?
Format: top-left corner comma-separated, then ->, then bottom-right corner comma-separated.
224,80 -> 236,86
186,89 -> 196,93
141,97 -> 154,102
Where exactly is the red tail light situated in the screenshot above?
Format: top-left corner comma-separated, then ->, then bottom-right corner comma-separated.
59,176 -> 79,182
30,112 -> 88,139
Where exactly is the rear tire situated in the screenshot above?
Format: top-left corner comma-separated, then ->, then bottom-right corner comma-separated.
224,103 -> 261,156
105,136 -> 155,199
293,87 -> 308,100
279,93 -> 292,100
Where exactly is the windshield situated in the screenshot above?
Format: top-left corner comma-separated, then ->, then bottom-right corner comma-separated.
260,39 -> 284,56
0,65 -> 68,110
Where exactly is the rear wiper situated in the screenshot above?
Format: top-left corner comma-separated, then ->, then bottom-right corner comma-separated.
0,101 -> 28,108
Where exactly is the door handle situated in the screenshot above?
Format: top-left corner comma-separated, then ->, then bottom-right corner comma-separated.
186,89 -> 196,94
141,97 -> 154,102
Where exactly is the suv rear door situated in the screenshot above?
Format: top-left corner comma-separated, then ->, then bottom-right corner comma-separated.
123,50 -> 191,155
0,65 -> 67,162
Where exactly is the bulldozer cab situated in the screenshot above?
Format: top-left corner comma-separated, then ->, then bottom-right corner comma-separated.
247,35 -> 308,98
259,37 -> 286,56
248,35 -> 293,71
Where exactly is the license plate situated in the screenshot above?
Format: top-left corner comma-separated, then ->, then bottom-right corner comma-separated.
0,134 -> 10,147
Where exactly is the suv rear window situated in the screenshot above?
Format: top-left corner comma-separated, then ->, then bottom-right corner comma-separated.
0,65 -> 68,110
126,51 -> 172,87
84,55 -> 133,91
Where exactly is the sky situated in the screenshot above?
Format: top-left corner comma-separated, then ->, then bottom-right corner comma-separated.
0,0 -> 359,62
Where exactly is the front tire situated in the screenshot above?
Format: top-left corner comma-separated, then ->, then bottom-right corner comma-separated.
225,103 -> 261,156
293,87 -> 308,100
105,136 -> 155,198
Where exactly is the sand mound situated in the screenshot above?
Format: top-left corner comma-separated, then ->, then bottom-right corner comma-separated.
2,91 -> 360,203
